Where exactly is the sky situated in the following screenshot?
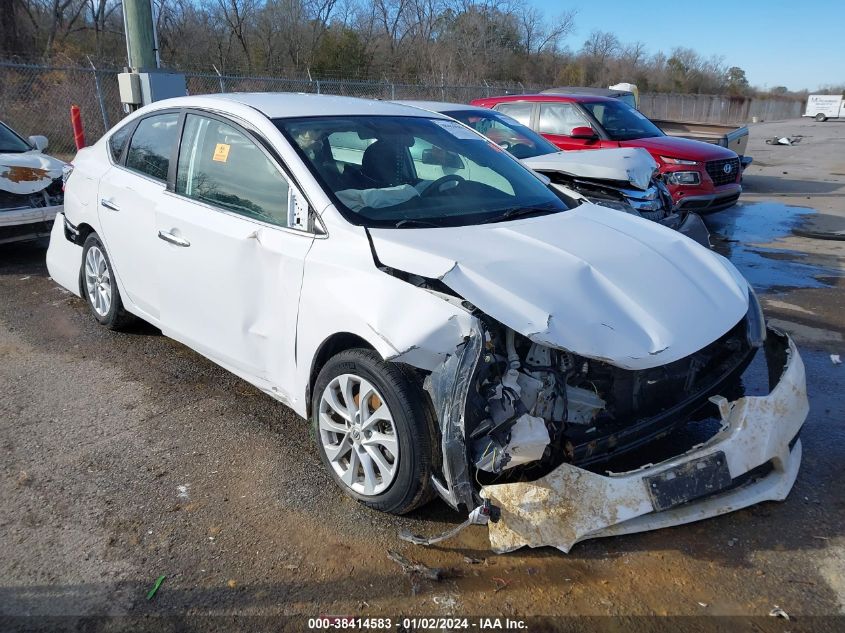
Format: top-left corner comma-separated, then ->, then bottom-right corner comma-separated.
533,0 -> 844,91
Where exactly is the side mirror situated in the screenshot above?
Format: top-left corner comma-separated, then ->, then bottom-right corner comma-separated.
569,126 -> 598,140
29,135 -> 49,152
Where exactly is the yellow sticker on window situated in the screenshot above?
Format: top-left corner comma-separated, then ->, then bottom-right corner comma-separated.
212,143 -> 230,162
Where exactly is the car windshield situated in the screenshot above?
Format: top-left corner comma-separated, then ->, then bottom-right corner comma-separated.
0,122 -> 32,153
275,115 -> 570,228
446,110 -> 559,159
581,100 -> 664,141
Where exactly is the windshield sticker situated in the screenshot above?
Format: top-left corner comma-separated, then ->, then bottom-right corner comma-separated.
213,143 -> 231,162
434,119 -> 482,140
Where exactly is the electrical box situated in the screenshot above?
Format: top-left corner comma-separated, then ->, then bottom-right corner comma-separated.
117,72 -> 142,105
139,71 -> 187,104
118,70 -> 187,109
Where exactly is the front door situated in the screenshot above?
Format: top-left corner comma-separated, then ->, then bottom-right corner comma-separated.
534,102 -> 614,151
156,112 -> 314,394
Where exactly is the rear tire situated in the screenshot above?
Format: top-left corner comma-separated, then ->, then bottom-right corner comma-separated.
81,233 -> 135,330
312,349 -> 437,515
815,113 -> 827,122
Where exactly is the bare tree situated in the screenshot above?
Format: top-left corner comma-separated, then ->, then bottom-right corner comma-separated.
215,0 -> 255,70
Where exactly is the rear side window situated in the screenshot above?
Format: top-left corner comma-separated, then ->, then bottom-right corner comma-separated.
125,112 -> 179,181
108,123 -> 132,163
493,102 -> 533,126
176,114 -> 290,226
538,103 -> 590,136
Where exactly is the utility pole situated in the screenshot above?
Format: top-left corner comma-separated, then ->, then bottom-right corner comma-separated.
118,0 -> 185,110
122,0 -> 158,71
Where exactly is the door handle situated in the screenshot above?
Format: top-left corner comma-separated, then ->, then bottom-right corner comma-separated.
100,199 -> 120,211
157,230 -> 190,247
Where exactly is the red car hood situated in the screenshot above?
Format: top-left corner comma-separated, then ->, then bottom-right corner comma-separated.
620,135 -> 737,162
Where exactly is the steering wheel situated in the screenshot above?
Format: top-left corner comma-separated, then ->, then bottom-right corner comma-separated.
419,174 -> 465,197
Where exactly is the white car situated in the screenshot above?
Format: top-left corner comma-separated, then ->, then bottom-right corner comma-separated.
1,121 -> 65,244
47,93 -> 808,553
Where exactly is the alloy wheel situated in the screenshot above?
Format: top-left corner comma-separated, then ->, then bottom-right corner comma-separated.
84,245 -> 112,317
318,374 -> 399,496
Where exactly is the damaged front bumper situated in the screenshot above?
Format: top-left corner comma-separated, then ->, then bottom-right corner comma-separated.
0,198 -> 61,245
479,327 -> 807,553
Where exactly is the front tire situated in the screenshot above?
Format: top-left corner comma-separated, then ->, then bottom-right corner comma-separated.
81,233 -> 135,330
312,349 -> 437,515
815,113 -> 827,122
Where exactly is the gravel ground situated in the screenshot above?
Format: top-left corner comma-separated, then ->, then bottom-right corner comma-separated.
1,119 -> 844,632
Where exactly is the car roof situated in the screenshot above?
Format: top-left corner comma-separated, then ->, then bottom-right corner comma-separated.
473,94 -> 618,105
393,100 -> 489,114
541,87 -> 633,98
145,92 -> 453,120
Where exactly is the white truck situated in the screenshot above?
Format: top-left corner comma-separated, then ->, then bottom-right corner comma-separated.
803,94 -> 845,122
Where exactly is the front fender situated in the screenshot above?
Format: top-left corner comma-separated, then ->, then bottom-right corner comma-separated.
293,220 -> 476,418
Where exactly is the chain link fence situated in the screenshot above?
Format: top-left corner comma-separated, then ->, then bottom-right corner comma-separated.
1,61 -> 531,156
1,60 -> 805,158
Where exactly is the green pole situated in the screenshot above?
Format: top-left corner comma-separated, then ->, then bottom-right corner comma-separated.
123,0 -> 157,70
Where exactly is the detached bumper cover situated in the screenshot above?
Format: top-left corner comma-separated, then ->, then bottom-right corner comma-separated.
481,327 -> 807,553
45,212 -> 83,297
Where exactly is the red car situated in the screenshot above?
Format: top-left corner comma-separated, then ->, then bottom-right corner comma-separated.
471,94 -> 742,212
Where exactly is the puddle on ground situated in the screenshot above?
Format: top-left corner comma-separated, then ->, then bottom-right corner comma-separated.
704,201 -> 843,291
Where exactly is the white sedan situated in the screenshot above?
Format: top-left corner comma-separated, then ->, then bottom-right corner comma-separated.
47,93 -> 808,552
1,120 -> 65,244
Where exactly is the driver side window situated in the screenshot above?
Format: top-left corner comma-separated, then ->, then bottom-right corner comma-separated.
538,103 -> 590,136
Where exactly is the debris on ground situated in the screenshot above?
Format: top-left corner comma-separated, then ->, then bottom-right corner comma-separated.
399,504 -> 491,546
463,556 -> 484,565
146,575 -> 166,600
698,602 -> 709,608
493,577 -> 510,592
727,538 -> 738,547
831,354 -> 841,365
765,136 -> 803,146
432,595 -> 458,609
387,550 -> 444,581
769,605 -> 790,620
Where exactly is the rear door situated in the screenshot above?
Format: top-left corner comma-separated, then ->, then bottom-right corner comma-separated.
97,111 -> 180,321
491,102 -> 535,129
156,112 -> 314,394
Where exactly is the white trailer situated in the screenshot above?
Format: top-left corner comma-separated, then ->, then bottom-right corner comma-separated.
804,94 -> 845,121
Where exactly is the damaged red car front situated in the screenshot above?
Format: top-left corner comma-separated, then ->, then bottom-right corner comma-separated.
0,121 -> 65,245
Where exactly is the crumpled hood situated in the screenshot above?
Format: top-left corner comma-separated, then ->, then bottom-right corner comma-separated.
0,151 -> 65,195
522,147 -> 658,190
369,204 -> 749,370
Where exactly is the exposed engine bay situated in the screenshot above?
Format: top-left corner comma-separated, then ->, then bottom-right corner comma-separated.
0,178 -> 63,211
463,309 -> 757,487
384,263 -> 764,512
